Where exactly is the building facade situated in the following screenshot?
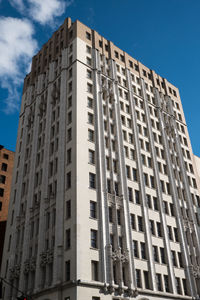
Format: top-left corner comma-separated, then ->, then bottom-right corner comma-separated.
1,17 -> 200,300
0,145 -> 14,269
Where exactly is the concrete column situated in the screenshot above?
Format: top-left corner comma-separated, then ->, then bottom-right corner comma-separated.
154,89 -> 196,297
126,71 -> 157,291
141,79 -> 176,293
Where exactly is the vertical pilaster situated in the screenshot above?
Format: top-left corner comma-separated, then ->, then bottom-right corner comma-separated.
126,70 -> 157,291
154,88 -> 196,297
141,79 -> 177,293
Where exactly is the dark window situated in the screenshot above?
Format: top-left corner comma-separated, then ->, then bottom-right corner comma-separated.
157,222 -> 162,237
138,216 -> 143,232
91,260 -> 99,281
132,168 -> 137,181
144,271 -> 150,289
86,31 -> 91,40
128,187 -> 133,202
0,175 -> 6,184
117,210 -> 121,225
156,273 -> 162,291
109,207 -> 113,223
164,275 -> 170,292
90,201 -> 97,218
3,153 -> 9,159
66,172 -> 71,189
136,269 -> 141,288
65,260 -> 70,281
0,188 -> 4,197
176,277 -> 181,294
133,240 -> 138,258
153,246 -> 159,262
1,163 -> 7,171
130,214 -> 136,230
153,197 -> 158,211
150,220 -> 155,235
66,229 -> 71,249
66,200 -> 71,219
135,190 -> 140,204
89,173 -> 96,189
160,247 -> 166,264
0,201 -> 2,211
91,229 -> 97,248
140,242 -> 146,259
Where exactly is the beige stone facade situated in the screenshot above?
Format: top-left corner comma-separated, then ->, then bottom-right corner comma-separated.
1,17 -> 200,300
0,145 -> 14,268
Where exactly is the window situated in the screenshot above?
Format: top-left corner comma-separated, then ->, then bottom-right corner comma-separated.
138,216 -> 143,232
167,226 -> 173,240
130,214 -> 136,229
66,172 -> 71,189
66,200 -> 71,219
3,153 -> 9,159
87,69 -> 92,79
86,31 -> 91,40
87,97 -> 93,108
88,113 -> 94,124
65,261 -> 70,281
171,250 -> 177,266
140,242 -> 146,259
86,45 -> 91,53
0,188 -> 4,197
67,128 -> 72,141
0,202 -> 2,211
87,83 -> 93,93
89,150 -> 95,164
132,168 -> 137,181
135,190 -> 140,204
86,57 -> 92,66
128,187 -> 133,202
153,197 -> 158,211
88,129 -> 94,142
136,269 -> 141,288
91,260 -> 99,281
91,230 -> 98,248
89,173 -> 96,189
65,229 -> 71,249
147,195 -> 152,209
157,222 -> 162,237
90,201 -> 97,218
176,277 -> 181,294
156,273 -> 162,291
160,248 -> 166,264
67,148 -> 71,164
150,176 -> 155,188
0,175 -> 6,184
153,246 -> 159,262
1,163 -> 7,171
133,240 -> 139,258
117,209 -> 121,225
178,252 -> 183,268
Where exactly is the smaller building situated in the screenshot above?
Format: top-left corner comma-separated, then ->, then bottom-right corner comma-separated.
0,145 -> 14,268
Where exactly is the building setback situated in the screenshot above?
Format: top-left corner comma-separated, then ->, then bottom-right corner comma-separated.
1,17 -> 200,300
0,146 -> 14,269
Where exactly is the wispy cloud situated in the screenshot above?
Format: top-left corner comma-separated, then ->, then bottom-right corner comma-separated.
8,0 -> 73,26
0,17 -> 38,113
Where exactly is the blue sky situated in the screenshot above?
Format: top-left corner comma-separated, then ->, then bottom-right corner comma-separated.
0,0 -> 200,156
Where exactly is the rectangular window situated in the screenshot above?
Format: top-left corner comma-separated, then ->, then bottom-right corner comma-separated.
1,163 -> 7,171
87,83 -> 93,93
109,207 -> 113,223
91,260 -> 99,281
90,201 -> 97,218
0,175 -> 6,184
89,150 -> 95,164
91,229 -> 97,248
66,172 -> 71,189
157,222 -> 162,237
128,187 -> 133,202
153,246 -> 159,262
89,173 -> 96,189
156,273 -> 162,291
65,261 -> 70,281
88,113 -> 94,124
66,229 -> 71,249
150,220 -> 155,235
133,240 -> 139,258
136,269 -> 141,288
0,188 -> 4,197
3,153 -> 9,159
88,129 -> 94,142
130,214 -> 136,230
66,200 -> 71,219
135,190 -> 140,204
164,275 -> 170,292
160,247 -> 166,264
140,242 -> 146,259
138,216 -> 143,232
132,168 -> 137,181
144,271 -> 150,289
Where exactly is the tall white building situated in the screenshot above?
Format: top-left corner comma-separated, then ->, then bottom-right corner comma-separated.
1,17 -> 200,300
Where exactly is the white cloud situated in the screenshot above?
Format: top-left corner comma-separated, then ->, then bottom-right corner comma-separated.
0,17 -> 38,113
27,0 -> 70,25
9,0 -> 26,13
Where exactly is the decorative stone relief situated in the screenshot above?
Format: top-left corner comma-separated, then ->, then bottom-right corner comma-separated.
111,248 -> 129,263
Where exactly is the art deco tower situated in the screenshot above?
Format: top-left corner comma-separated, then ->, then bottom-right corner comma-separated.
1,17 -> 200,300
